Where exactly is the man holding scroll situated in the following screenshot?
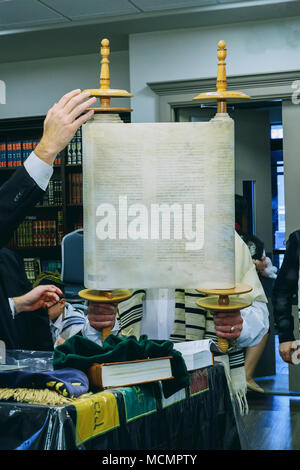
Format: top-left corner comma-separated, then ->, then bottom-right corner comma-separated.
0,90 -> 117,349
87,232 -> 269,412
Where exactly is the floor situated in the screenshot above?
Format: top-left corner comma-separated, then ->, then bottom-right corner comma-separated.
241,336 -> 300,450
241,394 -> 300,450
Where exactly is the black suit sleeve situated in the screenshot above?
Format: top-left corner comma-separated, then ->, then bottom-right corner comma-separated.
272,230 -> 300,343
0,248 -> 53,351
0,166 -> 44,247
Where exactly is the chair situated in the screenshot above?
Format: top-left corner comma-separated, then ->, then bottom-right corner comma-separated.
61,229 -> 85,304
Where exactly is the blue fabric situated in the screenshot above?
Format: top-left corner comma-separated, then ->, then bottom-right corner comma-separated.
0,367 -> 89,398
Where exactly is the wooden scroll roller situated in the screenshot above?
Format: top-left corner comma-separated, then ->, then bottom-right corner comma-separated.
79,38 -> 133,342
196,284 -> 252,353
193,41 -> 252,353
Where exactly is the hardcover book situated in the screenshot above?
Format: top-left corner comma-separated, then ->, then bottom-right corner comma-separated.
88,356 -> 174,389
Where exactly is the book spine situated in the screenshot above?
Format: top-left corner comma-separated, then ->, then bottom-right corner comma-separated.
57,210 -> 63,245
74,173 -> 78,204
17,141 -> 22,166
12,142 -> 15,167
77,127 -> 82,165
67,140 -> 72,165
0,142 -> 6,167
7,143 -> 12,167
71,136 -> 77,165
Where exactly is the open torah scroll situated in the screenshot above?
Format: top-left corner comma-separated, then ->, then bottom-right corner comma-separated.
82,112 -> 235,290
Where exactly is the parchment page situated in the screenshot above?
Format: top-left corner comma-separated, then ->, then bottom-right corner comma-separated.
82,113 -> 235,289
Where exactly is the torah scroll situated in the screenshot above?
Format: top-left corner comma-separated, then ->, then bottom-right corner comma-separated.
82,112 -> 235,290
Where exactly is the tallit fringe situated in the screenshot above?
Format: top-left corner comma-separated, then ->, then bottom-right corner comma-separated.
0,388 -> 92,406
215,356 -> 249,416
235,389 -> 249,416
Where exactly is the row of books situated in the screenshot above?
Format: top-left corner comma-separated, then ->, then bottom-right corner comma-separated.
68,172 -> 83,205
0,140 -> 62,167
8,212 -> 63,249
37,179 -> 63,206
67,128 -> 82,165
24,258 -> 62,283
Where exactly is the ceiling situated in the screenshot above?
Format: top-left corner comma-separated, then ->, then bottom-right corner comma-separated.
1,0 -> 300,63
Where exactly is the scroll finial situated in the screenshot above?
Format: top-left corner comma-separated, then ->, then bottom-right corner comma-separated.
192,40 -> 250,112
83,37 -> 133,113
216,40 -> 227,94
100,38 -> 110,91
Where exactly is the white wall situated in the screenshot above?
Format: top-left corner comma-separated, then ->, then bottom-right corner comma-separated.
0,50 -> 130,119
129,17 -> 300,122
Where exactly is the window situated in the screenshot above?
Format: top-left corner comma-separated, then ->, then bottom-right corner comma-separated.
271,123 -> 285,268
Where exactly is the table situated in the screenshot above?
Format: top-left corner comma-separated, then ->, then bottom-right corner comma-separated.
0,363 -> 244,450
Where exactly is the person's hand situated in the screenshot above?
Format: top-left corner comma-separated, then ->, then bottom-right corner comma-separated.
35,89 -> 96,165
212,310 -> 243,340
279,341 -> 298,364
253,256 -> 267,274
87,302 -> 117,332
55,337 -> 66,347
13,285 -> 63,314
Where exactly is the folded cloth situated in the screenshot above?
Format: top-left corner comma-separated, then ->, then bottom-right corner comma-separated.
0,367 -> 89,398
53,334 -> 190,398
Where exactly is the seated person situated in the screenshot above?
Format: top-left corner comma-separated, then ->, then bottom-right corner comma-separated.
0,247 -> 62,350
0,247 -> 117,351
35,274 -> 118,348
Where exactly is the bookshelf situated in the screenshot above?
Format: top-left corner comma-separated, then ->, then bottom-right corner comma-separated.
0,112 -> 131,283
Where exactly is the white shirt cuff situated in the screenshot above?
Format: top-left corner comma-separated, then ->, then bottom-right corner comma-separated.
8,298 -> 16,319
24,151 -> 53,191
237,300 -> 269,348
82,318 -> 119,347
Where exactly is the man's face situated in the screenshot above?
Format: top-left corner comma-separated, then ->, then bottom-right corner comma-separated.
48,298 -> 65,322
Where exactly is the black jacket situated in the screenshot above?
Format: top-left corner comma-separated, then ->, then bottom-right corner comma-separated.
272,230 -> 300,343
0,167 -> 50,349
0,248 -> 53,351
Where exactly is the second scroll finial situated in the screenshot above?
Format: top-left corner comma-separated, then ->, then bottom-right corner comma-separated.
100,38 -> 110,91
217,40 -> 227,94
192,39 -> 250,112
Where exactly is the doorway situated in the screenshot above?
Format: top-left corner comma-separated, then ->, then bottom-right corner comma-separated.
175,101 -> 290,394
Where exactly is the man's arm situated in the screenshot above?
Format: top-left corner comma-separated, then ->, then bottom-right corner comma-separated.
0,90 -> 96,247
12,284 -> 63,315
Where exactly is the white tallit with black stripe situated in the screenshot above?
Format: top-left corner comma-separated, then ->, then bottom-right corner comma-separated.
117,233 -> 268,415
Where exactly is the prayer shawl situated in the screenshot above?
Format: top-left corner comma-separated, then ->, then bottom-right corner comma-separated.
117,233 -> 268,416
117,288 -> 248,415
